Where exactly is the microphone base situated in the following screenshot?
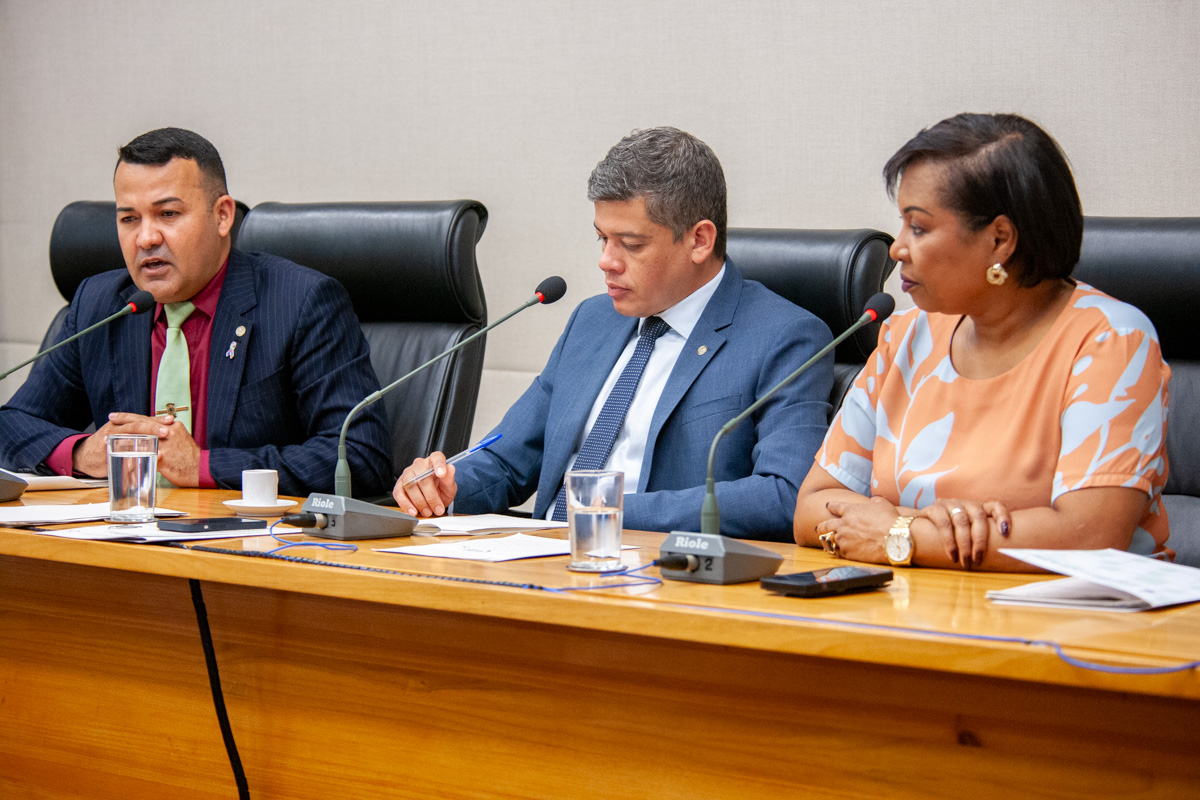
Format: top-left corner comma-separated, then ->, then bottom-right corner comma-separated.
301,493 -> 417,540
659,532 -> 783,585
0,468 -> 28,502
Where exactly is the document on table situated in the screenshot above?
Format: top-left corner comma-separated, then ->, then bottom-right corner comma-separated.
0,503 -> 187,527
412,514 -> 568,536
378,532 -> 636,562
987,548 -> 1200,612
14,474 -> 108,491
33,522 -> 266,543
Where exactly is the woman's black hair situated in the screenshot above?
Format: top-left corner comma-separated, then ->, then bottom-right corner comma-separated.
883,113 -> 1082,287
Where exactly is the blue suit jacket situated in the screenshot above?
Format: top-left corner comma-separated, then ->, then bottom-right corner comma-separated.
453,262 -> 834,541
0,249 -> 393,497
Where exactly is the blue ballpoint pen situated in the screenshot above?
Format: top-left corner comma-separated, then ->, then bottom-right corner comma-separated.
402,434 -> 502,486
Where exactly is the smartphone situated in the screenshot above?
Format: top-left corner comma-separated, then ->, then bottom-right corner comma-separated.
157,517 -> 268,533
760,566 -> 893,597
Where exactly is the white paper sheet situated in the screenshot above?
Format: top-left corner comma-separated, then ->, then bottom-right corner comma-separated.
989,548 -> 1200,611
0,503 -> 187,527
33,522 -> 271,543
413,514 -> 568,536
19,475 -> 109,491
377,532 -> 636,562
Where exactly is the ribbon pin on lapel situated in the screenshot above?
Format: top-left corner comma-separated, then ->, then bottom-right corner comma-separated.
226,341 -> 237,360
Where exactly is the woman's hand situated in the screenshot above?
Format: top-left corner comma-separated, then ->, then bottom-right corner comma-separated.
918,498 -> 1011,569
816,496 -> 900,563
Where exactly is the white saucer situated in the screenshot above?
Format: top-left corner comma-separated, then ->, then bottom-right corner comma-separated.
222,498 -> 297,517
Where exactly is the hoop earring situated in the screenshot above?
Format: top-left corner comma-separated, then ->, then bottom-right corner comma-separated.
986,263 -> 1008,286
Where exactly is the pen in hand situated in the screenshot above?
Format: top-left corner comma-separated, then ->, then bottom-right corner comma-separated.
403,434 -> 502,486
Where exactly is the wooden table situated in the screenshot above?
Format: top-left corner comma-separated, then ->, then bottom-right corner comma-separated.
2,488 -> 1199,799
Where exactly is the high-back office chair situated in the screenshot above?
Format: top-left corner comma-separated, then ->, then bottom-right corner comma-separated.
726,228 -> 896,414
1073,216 -> 1200,567
42,199 -> 250,347
236,201 -> 489,473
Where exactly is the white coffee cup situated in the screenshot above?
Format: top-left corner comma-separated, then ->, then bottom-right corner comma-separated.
242,469 -> 279,506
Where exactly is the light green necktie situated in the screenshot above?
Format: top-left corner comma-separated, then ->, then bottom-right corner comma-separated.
155,300 -> 196,433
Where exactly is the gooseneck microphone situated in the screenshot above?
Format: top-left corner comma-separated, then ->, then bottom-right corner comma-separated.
660,292 -> 896,584
314,278 -> 566,542
0,289 -> 156,382
331,275 -> 566,499
0,289 -> 156,503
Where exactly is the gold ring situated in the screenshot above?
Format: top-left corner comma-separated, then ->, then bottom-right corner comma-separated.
818,531 -> 840,557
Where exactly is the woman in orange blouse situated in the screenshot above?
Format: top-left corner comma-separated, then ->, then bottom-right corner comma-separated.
794,113 -> 1171,571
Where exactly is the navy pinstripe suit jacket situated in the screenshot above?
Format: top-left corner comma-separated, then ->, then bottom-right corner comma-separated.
0,249 -> 393,497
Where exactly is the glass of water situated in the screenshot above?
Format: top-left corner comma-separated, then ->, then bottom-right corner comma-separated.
107,434 -> 158,523
565,469 -> 624,573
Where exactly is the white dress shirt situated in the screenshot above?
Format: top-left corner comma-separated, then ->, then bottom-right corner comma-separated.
550,264 -> 726,512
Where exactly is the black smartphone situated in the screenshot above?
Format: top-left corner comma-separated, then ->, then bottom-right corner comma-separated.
760,566 -> 893,597
157,517 -> 268,533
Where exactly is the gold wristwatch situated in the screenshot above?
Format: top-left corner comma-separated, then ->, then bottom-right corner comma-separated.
884,516 -> 915,566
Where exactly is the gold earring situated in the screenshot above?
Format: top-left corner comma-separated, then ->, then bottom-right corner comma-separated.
986,263 -> 1008,286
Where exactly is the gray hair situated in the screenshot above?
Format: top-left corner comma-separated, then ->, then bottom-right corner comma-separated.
587,127 -> 727,260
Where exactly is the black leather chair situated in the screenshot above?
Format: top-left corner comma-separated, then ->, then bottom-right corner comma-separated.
726,228 -> 896,414
42,199 -> 250,348
236,201 -> 489,474
1074,217 -> 1200,567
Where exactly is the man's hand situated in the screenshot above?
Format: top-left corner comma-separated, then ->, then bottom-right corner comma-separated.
71,420 -> 123,478
393,452 -> 458,517
106,412 -> 202,487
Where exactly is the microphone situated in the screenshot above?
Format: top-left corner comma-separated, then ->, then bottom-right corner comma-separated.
660,292 -> 896,584
0,289 -> 155,503
0,289 -> 156,382
0,468 -> 28,503
305,276 -> 568,540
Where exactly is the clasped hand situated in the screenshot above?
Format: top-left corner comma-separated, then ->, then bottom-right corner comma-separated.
72,412 -> 201,487
817,495 -> 1011,569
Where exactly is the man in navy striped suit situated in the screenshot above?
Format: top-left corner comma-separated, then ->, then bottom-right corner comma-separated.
0,128 -> 392,497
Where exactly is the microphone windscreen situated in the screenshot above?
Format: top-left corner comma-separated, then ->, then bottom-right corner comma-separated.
535,276 -> 567,304
865,292 -> 895,321
127,290 -> 156,314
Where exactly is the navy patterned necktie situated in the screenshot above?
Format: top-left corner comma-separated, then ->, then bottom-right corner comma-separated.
551,315 -> 671,521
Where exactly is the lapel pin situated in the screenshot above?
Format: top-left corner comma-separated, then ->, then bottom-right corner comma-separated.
697,345 -> 708,356
235,325 -> 246,336
226,341 -> 238,360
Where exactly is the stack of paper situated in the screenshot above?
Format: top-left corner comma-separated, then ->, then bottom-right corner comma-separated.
0,503 -> 187,527
32,523 -> 266,543
20,475 -> 109,491
988,549 -> 1200,612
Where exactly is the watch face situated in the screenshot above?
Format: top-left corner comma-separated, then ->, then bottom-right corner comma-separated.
885,533 -> 910,562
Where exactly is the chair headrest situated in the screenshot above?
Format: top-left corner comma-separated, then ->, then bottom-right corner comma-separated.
236,201 -> 488,326
48,199 -> 249,303
1075,217 -> 1200,361
727,228 -> 896,363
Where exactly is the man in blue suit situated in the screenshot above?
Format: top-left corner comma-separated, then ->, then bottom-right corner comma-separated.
395,127 -> 833,541
0,128 -> 391,497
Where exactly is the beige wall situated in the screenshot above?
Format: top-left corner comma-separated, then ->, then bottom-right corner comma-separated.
2,0 -> 1197,445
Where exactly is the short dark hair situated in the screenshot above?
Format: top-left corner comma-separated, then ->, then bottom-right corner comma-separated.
588,127 -> 727,260
116,127 -> 228,201
883,113 -> 1082,287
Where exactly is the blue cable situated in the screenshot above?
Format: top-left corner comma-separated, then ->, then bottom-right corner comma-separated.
547,560 -> 665,592
264,519 -> 358,555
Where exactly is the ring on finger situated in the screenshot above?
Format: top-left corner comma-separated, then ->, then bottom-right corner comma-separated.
949,506 -> 965,519
818,531 -> 841,557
